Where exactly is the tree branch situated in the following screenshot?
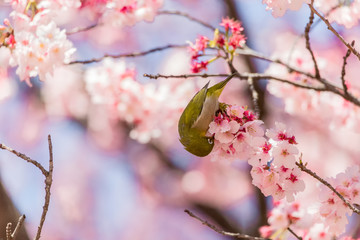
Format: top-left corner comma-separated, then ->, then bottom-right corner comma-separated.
184,209 -> 270,240
308,3 -> 360,61
0,144 -> 48,177
34,135 -> 53,240
143,72 -> 328,91
0,135 -> 54,240
236,47 -> 360,107
287,227 -> 302,240
341,41 -> 354,96
296,161 -> 360,215
157,10 -> 217,32
68,44 -> 187,64
66,22 -> 100,35
6,215 -> 26,240
305,0 -> 321,79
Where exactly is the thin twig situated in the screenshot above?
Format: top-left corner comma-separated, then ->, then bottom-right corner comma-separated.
287,227 -> 302,240
341,40 -> 354,96
6,223 -> 12,240
157,10 -> 217,31
143,73 -> 228,79
237,47 -> 316,79
5,214 -> 26,240
0,144 -> 48,176
68,44 -> 187,64
305,0 -> 321,79
286,4 -> 342,70
296,161 -> 360,214
66,22 -> 100,35
144,72 -> 328,91
0,136 -> 54,240
308,3 -> 360,61
9,215 -> 26,240
34,135 -> 54,240
237,47 -> 360,107
184,209 -> 270,240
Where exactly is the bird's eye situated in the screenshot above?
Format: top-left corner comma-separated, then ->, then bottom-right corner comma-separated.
208,138 -> 213,144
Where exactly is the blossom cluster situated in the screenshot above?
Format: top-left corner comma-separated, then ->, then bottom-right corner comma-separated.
318,166 -> 360,235
81,0 -> 163,27
259,166 -> 360,239
314,0 -> 360,28
266,32 -> 360,133
207,106 -> 305,202
188,17 -> 246,73
260,201 -> 308,239
262,0 -> 360,28
85,58 -> 195,144
251,122 -> 305,202
262,0 -> 310,17
7,0 -> 76,85
3,0 -> 165,85
260,200 -> 337,240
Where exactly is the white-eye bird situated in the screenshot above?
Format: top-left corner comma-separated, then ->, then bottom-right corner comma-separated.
178,73 -> 236,157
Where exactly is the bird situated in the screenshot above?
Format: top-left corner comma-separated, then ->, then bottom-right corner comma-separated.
178,73 -> 236,157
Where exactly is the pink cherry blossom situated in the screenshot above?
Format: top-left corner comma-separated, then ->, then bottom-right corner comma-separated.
85,58 -> 198,144
220,17 -> 244,33
208,105 -> 304,202
262,0 -> 310,17
84,0 -> 164,27
314,0 -> 360,28
207,105 -> 265,162
316,166 -> 360,235
7,3 -> 76,85
188,18 -> 246,73
303,223 -> 332,240
272,141 -> 298,168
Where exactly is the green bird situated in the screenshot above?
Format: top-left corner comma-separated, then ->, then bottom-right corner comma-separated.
178,73 -> 236,157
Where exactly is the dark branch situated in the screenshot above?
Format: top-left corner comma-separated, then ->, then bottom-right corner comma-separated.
144,73 -> 228,79
144,72 -> 328,91
287,227 -> 302,240
66,22 -> 100,35
157,10 -> 217,31
68,44 -> 187,64
305,1 -> 321,79
34,135 -> 54,240
341,40 -> 354,96
0,136 -> 54,240
0,144 -> 48,176
236,47 -> 360,107
296,161 -> 360,215
6,215 -> 26,240
308,3 -> 360,61
184,209 -> 270,240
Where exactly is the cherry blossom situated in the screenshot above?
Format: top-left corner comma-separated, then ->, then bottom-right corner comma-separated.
266,32 -> 360,134
314,0 -> 360,28
317,166 -> 360,235
7,1 -> 76,85
0,47 -> 15,102
81,0 -> 164,27
262,0 -> 310,17
85,58 -> 197,144
207,104 -> 304,202
207,105 -> 265,162
188,18 -> 246,73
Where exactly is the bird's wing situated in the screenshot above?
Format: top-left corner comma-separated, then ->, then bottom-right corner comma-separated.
181,81 -> 209,127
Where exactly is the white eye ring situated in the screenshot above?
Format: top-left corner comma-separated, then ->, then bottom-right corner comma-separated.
208,138 -> 213,144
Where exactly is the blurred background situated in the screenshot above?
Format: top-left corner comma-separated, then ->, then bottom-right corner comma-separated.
1,0 -> 360,239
